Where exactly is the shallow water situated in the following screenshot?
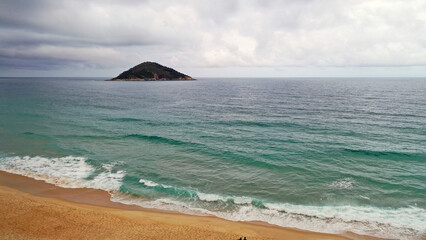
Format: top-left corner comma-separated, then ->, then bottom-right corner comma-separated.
0,77 -> 425,239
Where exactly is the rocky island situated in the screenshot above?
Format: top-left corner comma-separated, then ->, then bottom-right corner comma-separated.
108,62 -> 195,81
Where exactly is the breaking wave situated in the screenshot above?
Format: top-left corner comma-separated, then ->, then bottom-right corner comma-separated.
0,155 -> 124,191
0,155 -> 424,239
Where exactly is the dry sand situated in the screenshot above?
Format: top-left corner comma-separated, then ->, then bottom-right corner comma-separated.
0,171 -> 365,240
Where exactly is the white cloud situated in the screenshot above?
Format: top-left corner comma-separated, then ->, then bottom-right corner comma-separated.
0,0 -> 425,76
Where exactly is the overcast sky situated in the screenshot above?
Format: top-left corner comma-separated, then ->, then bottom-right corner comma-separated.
1,0 -> 425,77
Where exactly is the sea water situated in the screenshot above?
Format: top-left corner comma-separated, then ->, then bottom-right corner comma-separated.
0,77 -> 425,239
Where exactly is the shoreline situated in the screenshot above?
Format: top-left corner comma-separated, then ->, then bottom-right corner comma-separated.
0,170 -> 377,239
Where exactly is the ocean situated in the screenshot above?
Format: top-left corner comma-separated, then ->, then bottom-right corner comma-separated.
0,77 -> 424,239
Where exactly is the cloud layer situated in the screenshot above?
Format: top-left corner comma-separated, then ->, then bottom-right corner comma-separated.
1,0 -> 425,76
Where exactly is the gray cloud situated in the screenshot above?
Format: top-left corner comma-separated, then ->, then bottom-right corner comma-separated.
1,0 -> 425,76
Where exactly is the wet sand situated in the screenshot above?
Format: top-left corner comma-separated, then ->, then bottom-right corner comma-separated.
0,171 -> 368,239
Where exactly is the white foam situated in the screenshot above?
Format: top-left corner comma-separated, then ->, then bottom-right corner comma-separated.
263,203 -> 425,236
330,178 -> 356,190
129,177 -> 425,239
91,168 -> 126,191
197,192 -> 228,202
359,195 -> 370,200
197,192 -> 252,204
110,192 -> 425,239
137,179 -> 252,205
138,178 -> 174,189
0,155 -> 124,191
139,179 -> 160,187
1,157 -> 424,239
111,193 -> 210,216
233,196 -> 253,205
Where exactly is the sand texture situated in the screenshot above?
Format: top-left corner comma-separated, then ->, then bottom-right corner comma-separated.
0,171 -> 356,240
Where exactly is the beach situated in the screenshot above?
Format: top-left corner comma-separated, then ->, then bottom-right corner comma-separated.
0,170 -> 357,240
1,0 -> 426,239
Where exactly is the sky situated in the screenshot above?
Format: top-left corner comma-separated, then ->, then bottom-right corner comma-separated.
1,0 -> 425,78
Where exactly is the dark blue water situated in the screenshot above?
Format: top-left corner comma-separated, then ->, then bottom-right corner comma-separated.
0,77 -> 425,239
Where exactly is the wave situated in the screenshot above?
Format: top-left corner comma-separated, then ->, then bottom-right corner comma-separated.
139,178 -> 172,189
330,178 -> 356,190
213,120 -> 303,129
0,155 -> 124,191
55,134 -> 198,148
20,132 -> 308,175
102,118 -> 193,127
112,177 -> 424,239
40,133 -> 292,171
20,132 -> 54,140
102,117 -> 306,129
123,134 -> 285,170
89,104 -> 126,110
124,134 -> 201,147
137,178 -> 252,204
343,148 -> 425,160
129,177 -> 425,239
0,155 -> 424,239
125,134 -> 296,170
103,117 -> 144,122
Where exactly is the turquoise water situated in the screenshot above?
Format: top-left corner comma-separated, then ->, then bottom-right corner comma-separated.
0,77 -> 425,239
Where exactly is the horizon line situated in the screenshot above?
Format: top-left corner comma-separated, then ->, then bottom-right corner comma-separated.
1,76 -> 426,79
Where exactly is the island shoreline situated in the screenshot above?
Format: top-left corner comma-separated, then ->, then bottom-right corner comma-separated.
108,62 -> 195,81
0,170 -> 379,240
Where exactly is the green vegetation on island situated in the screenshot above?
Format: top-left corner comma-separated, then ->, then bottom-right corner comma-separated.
109,62 -> 195,81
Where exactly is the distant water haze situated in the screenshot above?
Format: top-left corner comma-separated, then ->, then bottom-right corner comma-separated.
0,77 -> 425,239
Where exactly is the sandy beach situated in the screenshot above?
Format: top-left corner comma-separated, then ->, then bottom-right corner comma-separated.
0,171 -> 360,240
